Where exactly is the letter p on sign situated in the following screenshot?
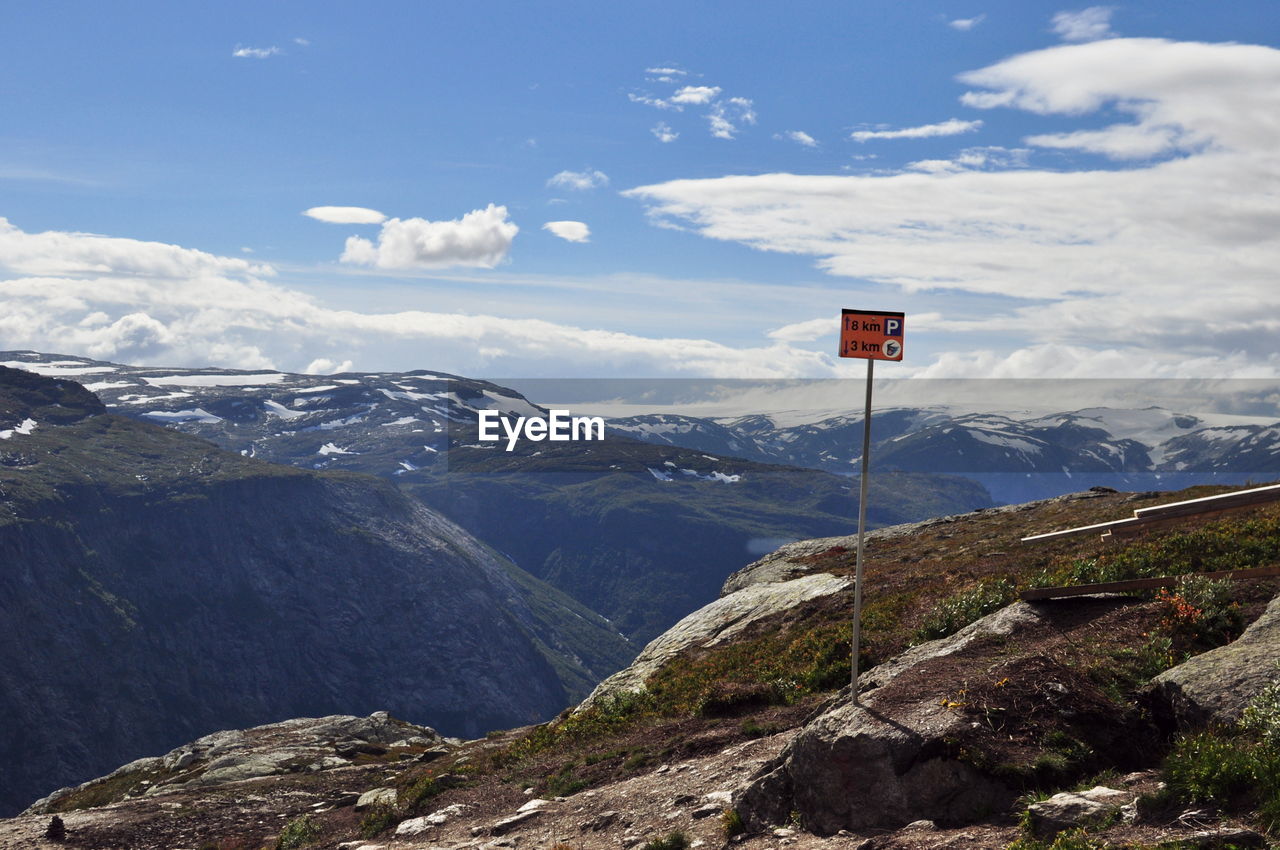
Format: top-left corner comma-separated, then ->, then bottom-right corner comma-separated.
839,309 -> 905,361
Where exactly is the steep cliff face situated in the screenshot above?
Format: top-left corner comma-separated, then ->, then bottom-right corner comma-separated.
0,367 -> 632,815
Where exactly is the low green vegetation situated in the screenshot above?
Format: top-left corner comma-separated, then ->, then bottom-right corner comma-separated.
1102,574 -> 1247,689
357,804 -> 397,838
1241,670 -> 1280,746
1161,673 -> 1280,835
1032,513 -> 1280,589
274,815 -> 321,849
399,773 -> 444,815
915,577 -> 1017,641
720,807 -> 745,838
544,762 -> 590,797
47,762 -> 176,814
1006,827 -> 1107,850
638,831 -> 690,850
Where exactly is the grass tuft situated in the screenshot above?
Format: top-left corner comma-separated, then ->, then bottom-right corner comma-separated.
274,815 -> 321,849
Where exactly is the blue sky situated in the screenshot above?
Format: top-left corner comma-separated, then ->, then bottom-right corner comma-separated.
2,1 -> 1279,380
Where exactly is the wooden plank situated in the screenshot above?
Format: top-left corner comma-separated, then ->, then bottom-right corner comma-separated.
1021,516 -> 1146,543
1018,564 -> 1280,601
1102,505 -> 1258,540
1133,482 -> 1280,520
1022,481 -> 1280,544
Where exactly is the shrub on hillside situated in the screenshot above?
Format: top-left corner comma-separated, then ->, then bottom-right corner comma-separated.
1155,575 -> 1243,648
1163,674 -> 1280,834
1241,666 -> 1280,747
915,578 -> 1016,642
275,815 -> 320,849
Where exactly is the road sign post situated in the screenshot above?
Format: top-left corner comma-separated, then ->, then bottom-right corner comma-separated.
838,309 -> 904,703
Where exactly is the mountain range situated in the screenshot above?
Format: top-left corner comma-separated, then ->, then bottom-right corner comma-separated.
608,404 -> 1280,503
0,351 -> 993,643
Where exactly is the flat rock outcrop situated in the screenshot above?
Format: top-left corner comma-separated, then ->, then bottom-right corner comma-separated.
579,572 -> 850,708
25,712 -> 450,815
1151,592 -> 1280,727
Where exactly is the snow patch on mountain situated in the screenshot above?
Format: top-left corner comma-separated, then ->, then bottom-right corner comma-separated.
142,409 -> 222,424
317,443 -> 353,456
966,429 -> 1044,454
263,399 -> 306,420
0,360 -> 116,376
141,373 -> 287,387
0,418 -> 38,439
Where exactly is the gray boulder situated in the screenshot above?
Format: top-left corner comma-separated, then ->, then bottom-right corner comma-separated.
1151,593 -> 1280,727
355,787 -> 397,810
1026,787 -> 1129,838
737,697 -> 1009,834
734,598 -> 1131,835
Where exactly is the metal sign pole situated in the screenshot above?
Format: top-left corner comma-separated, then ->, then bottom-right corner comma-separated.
839,307 -> 902,703
851,357 -> 874,702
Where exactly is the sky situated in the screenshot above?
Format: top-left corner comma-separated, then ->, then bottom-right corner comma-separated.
2,1 -> 1279,381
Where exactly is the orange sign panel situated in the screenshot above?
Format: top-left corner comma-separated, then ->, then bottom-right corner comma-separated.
839,309 -> 904,361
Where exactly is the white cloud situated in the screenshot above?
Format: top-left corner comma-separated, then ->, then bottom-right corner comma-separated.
913,345 -> 1280,380
0,219 -> 834,378
624,38 -> 1280,377
542,221 -> 591,243
645,66 -> 688,83
305,357 -> 352,375
709,98 -> 757,140
767,318 -> 832,343
956,39 -> 1268,159
904,158 -> 964,173
907,146 -> 1031,172
0,216 -> 270,279
340,205 -> 519,270
303,206 -> 388,225
629,92 -> 679,111
630,70 -> 757,142
232,45 -> 282,59
1051,7 -> 1115,42
652,122 -> 679,143
850,118 -> 982,142
955,146 -> 1030,168
293,37 -> 310,46
671,85 -> 721,105
546,170 -> 609,191
949,15 -> 986,31
1025,124 -> 1187,159
777,130 -> 818,147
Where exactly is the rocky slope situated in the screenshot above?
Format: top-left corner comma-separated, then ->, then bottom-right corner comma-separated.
0,366 -> 633,815
7,482 -> 1279,848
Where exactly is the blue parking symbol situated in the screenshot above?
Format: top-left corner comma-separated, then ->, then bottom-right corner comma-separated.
884,318 -> 903,337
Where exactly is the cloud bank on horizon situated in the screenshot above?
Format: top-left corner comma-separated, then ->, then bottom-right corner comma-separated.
0,217 -> 831,378
2,6 -> 1279,381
